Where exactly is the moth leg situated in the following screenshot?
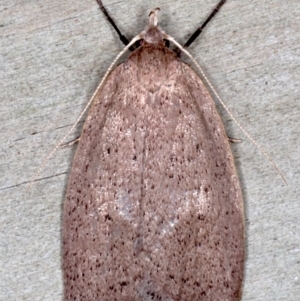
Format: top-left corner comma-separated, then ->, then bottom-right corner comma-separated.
59,137 -> 80,148
176,0 -> 227,56
95,0 -> 133,48
228,136 -> 242,143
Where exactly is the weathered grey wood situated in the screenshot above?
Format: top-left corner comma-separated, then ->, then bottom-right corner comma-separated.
1,0 -> 299,300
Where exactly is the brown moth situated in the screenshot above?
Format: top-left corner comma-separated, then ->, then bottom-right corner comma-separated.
63,1 -> 244,300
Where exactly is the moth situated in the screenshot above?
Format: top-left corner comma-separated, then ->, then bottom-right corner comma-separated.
62,0 -> 244,300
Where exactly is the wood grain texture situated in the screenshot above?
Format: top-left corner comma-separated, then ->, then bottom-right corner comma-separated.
1,0 -> 299,300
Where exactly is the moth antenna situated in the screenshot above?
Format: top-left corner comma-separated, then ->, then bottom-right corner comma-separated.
28,33 -> 144,191
177,0 -> 226,56
96,0 -> 137,50
166,34 -> 287,185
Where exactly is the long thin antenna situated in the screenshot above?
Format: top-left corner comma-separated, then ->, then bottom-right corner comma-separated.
177,0 -> 226,56
28,33 -> 144,190
96,0 -> 130,47
167,33 -> 287,185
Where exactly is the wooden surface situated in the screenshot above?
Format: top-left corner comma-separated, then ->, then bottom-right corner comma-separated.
1,0 -> 299,300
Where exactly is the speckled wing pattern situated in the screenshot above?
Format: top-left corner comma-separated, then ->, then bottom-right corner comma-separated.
63,41 -> 244,301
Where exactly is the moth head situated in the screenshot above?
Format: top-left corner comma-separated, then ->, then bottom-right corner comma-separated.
143,7 -> 166,45
148,7 -> 161,27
